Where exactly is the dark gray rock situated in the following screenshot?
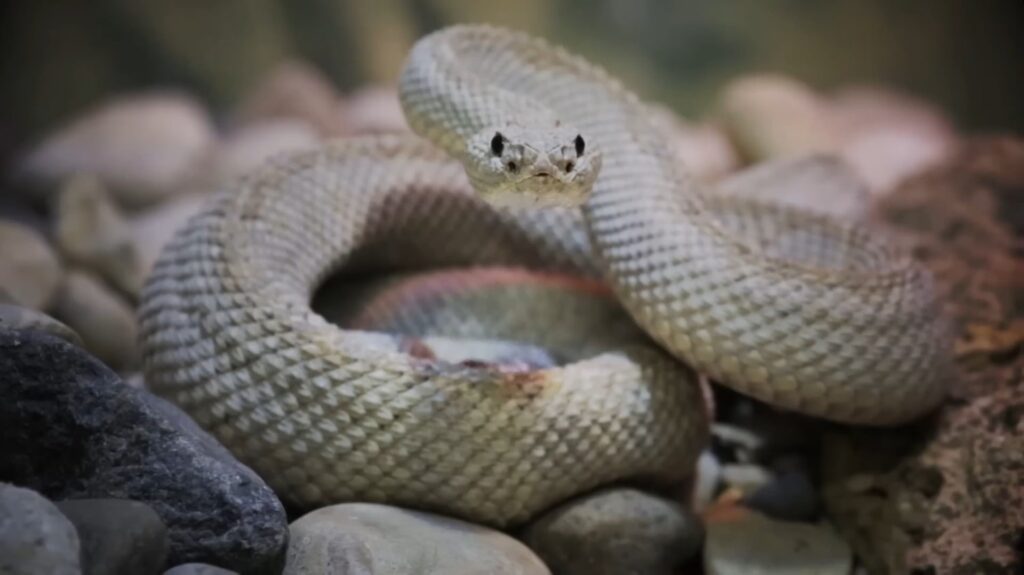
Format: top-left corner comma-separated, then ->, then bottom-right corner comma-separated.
56,498 -> 169,575
523,488 -> 703,575
164,564 -> 240,575
0,303 -> 82,346
0,482 -> 81,575
0,330 -> 288,574
744,456 -> 819,522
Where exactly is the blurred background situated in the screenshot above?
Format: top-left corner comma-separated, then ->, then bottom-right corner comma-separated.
2,0 -> 1022,155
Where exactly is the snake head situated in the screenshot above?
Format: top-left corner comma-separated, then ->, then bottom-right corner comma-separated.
463,125 -> 602,208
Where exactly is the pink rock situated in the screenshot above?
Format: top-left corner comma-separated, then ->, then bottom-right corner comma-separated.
831,86 -> 958,194
233,60 -> 345,136
206,120 -> 320,182
340,85 -> 410,135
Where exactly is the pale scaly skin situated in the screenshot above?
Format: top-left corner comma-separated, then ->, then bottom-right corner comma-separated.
399,25 -> 950,423
138,137 -> 707,527
139,25 -> 950,526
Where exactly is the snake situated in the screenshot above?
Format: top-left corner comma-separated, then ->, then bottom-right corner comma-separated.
138,24 -> 951,527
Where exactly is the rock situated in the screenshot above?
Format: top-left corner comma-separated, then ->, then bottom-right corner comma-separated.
17,92 -> 215,208
710,423 -> 764,464
720,463 -> 772,494
647,103 -> 738,182
0,482 -> 81,575
285,503 -> 548,575
744,457 -> 819,522
831,86 -> 958,193
822,137 -> 1024,574
0,220 -> 63,310
523,488 -> 703,575
718,74 -> 838,162
692,450 -> 723,512
0,303 -> 82,346
704,505 -> 851,575
56,499 -> 169,575
233,60 -> 345,136
206,120 -> 319,183
339,85 -> 410,135
55,175 -> 142,298
51,270 -> 139,371
129,194 -> 209,277
0,330 -> 289,573
164,564 -> 239,575
715,154 -> 871,221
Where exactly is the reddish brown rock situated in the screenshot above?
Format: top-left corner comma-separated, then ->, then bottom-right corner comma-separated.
822,137 -> 1024,574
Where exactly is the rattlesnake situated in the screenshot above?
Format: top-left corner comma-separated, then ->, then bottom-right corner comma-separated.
138,24 -> 950,526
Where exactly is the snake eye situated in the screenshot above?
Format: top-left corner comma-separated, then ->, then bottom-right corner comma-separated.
574,134 -> 585,156
491,132 -> 505,156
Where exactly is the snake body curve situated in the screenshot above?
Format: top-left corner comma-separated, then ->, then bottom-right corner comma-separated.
139,25 -> 950,526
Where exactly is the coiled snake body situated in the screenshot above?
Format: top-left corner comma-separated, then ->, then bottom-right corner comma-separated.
139,25 -> 950,526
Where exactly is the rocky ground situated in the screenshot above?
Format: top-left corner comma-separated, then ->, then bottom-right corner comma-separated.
0,59 -> 1020,574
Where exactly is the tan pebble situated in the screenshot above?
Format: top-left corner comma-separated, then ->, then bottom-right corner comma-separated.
718,74 -> 839,162
0,221 -> 63,310
51,270 -> 139,371
55,175 -> 142,299
18,92 -> 215,208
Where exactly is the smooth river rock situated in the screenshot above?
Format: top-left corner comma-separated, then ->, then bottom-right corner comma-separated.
164,564 -> 240,575
0,330 -> 288,573
51,270 -> 139,371
17,92 -> 215,207
0,482 -> 81,575
285,503 -> 550,575
523,488 -> 704,575
0,303 -> 82,346
717,74 -> 838,162
55,175 -> 143,298
56,498 -> 169,575
704,505 -> 851,575
0,220 -> 63,310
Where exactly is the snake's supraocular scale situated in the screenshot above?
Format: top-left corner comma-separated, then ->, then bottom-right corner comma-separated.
139,24 -> 951,526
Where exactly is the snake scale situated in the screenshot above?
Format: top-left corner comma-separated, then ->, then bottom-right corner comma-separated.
138,25 -> 951,526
